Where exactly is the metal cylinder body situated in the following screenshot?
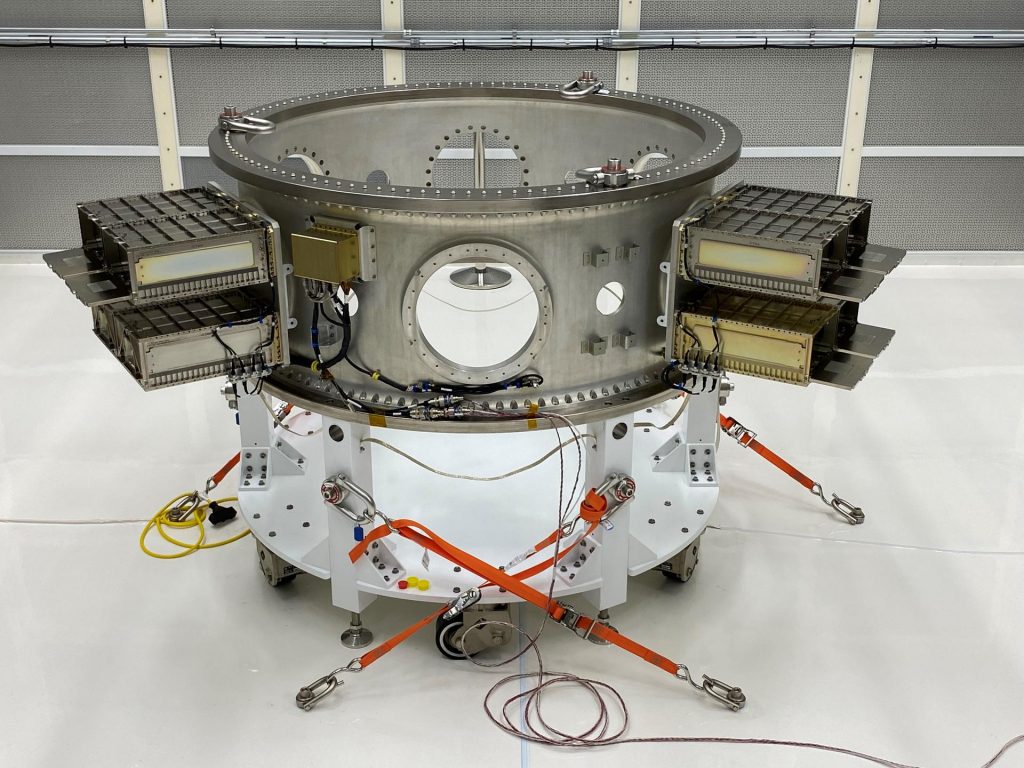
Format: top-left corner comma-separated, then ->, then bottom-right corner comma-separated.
211,83 -> 742,431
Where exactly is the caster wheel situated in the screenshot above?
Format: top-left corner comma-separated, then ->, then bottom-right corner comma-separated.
435,614 -> 478,660
269,574 -> 297,588
658,536 -> 701,583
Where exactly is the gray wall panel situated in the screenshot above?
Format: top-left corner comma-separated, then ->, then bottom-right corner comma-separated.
182,157 -> 239,198
405,0 -> 618,29
405,49 -> 618,87
714,157 -> 839,195
2,0 -> 144,26
638,49 -> 849,146
0,157 -> 163,249
641,1 -> 855,28
172,49 -> 385,144
166,0 -> 380,29
865,49 -> 1024,146
859,158 -> 1024,250
0,49 -> 157,145
878,2 -> 1024,28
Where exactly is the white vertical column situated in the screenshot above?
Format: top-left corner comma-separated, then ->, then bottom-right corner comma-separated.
615,0 -> 642,92
323,420 -> 378,613
584,416 -> 635,611
837,0 -> 881,196
142,0 -> 183,190
381,0 -> 406,86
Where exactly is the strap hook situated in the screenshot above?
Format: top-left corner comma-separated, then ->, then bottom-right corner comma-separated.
295,658 -> 363,711
676,665 -> 747,711
811,483 -> 865,525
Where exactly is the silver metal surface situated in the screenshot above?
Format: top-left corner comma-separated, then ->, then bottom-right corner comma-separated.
209,83 -> 740,211
199,82 -> 741,430
340,613 -> 373,649
2,28 -> 1022,48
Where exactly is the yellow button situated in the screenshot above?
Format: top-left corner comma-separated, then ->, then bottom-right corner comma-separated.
417,579 -> 430,591
406,576 -> 419,587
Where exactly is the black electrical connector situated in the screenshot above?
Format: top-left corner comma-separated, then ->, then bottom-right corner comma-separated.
207,501 -> 238,526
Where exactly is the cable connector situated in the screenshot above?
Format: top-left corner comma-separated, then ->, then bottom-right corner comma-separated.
207,501 -> 238,526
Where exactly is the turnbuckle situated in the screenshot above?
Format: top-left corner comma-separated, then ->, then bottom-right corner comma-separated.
723,418 -> 757,448
675,664 -> 747,711
295,658 -> 363,711
811,483 -> 865,525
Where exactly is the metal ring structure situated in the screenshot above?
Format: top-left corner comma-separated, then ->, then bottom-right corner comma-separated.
209,82 -> 741,212
209,82 -> 743,431
401,241 -> 552,385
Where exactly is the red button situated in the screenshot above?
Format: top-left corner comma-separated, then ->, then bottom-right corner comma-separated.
397,580 -> 409,590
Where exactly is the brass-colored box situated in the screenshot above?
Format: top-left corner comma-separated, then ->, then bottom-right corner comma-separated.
676,290 -> 838,385
291,226 -> 360,283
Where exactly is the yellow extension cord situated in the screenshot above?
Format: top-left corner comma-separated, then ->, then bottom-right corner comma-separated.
140,492 -> 250,559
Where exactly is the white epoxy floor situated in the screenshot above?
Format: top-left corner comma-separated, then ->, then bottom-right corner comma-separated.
1,263 -> 1023,767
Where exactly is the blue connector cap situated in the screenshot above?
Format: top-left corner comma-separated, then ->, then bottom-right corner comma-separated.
353,526 -> 365,542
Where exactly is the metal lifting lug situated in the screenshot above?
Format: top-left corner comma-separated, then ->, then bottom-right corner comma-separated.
611,475 -> 637,504
321,475 -> 376,525
702,676 -> 747,711
559,70 -> 606,100
723,418 -> 757,448
218,105 -> 276,134
442,587 -> 482,620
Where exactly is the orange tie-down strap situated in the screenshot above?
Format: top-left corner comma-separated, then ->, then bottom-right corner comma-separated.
349,517 -> 598,583
719,414 -> 815,491
349,517 -> 679,677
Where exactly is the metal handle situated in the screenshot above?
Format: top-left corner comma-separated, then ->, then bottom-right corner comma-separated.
560,72 -> 605,100
219,115 -> 276,134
